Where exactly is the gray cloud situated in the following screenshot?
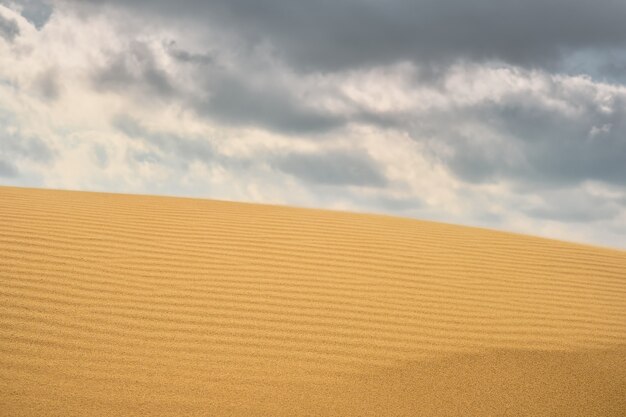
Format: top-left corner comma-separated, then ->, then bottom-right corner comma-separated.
164,40 -> 214,65
525,200 -> 618,223
354,194 -> 422,213
36,68 -> 61,100
70,0 -> 626,73
192,74 -> 345,134
518,188 -> 622,223
92,56 -> 134,90
0,158 -> 17,177
92,42 -> 175,98
92,144 -> 108,167
424,87 -> 626,188
0,13 -> 19,41
92,40 -> 345,135
113,115 -> 214,163
0,113 -> 54,179
273,151 -> 387,187
597,54 -> 626,85
4,134 -> 53,162
7,0 -> 53,29
63,3 -> 626,238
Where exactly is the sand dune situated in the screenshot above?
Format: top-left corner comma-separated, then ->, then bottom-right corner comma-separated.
1,185 -> 625,416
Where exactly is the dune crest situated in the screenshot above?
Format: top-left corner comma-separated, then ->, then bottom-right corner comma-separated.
1,186 -> 625,416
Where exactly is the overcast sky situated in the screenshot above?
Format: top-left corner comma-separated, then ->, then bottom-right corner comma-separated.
1,0 -> 626,249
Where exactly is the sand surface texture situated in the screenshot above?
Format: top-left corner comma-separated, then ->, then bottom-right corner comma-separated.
1,186 -> 625,416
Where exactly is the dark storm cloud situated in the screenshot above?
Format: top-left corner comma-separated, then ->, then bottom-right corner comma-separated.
70,0 -> 626,72
273,151 -> 387,187
192,74 -> 345,134
75,1 -> 626,194
0,13 -> 19,41
92,40 -> 346,134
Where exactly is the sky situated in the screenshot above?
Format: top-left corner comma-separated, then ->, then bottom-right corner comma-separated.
1,0 -> 625,249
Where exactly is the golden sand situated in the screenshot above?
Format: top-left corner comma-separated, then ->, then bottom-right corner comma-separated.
1,186 -> 625,416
